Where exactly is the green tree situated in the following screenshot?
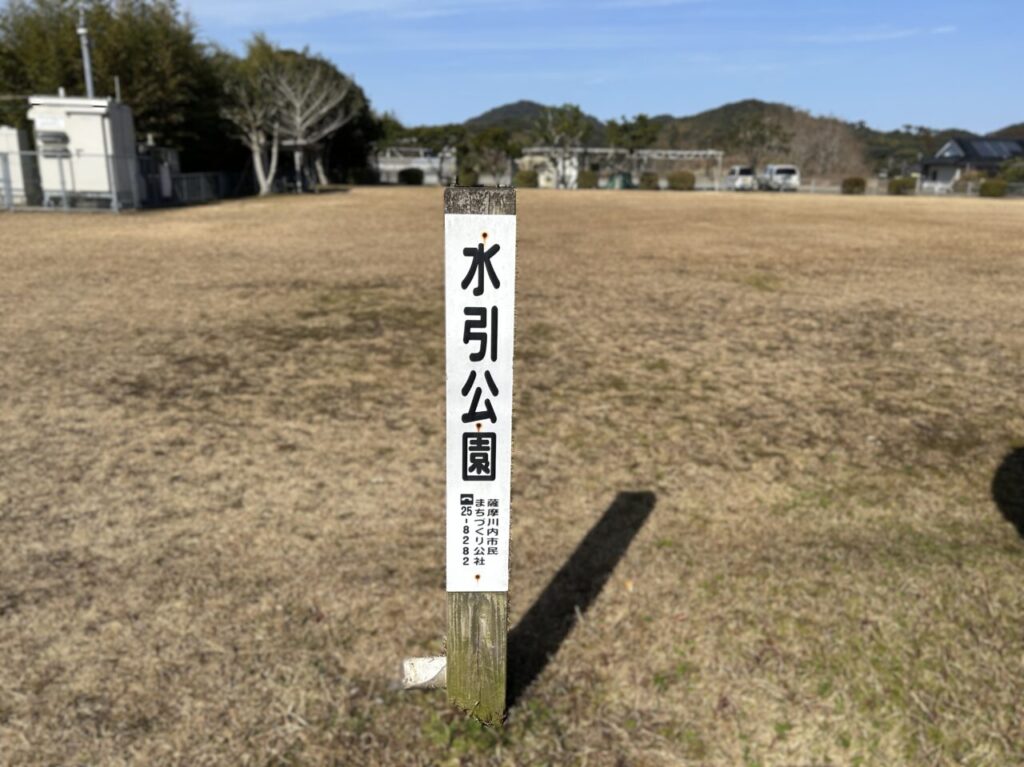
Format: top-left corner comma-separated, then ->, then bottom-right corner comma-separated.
606,113 -> 659,177
0,0 -> 235,171
606,113 -> 658,151
1000,158 -> 1024,183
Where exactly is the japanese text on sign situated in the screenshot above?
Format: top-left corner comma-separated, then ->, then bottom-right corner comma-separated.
445,213 -> 516,592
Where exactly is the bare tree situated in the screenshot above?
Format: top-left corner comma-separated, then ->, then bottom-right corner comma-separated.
470,126 -> 515,185
532,104 -> 590,188
727,112 -> 792,171
271,55 -> 358,191
222,72 -> 279,195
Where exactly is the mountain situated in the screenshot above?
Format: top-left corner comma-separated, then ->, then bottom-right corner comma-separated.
464,99 -> 606,144
989,122 -> 1024,138
454,99 -> 1019,176
463,100 -> 548,132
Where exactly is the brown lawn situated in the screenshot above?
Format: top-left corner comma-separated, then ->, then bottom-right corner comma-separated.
1,188 -> 1023,766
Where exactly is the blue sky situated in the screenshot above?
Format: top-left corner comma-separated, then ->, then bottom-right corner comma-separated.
185,0 -> 1020,133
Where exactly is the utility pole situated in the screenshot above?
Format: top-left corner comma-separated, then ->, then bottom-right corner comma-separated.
77,7 -> 95,99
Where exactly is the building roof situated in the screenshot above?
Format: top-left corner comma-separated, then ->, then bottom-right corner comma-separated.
926,136 -> 1024,167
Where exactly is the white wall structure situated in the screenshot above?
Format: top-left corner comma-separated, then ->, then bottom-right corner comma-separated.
373,146 -> 457,185
26,96 -> 139,209
517,152 -> 579,189
0,126 -> 34,205
518,147 -> 724,189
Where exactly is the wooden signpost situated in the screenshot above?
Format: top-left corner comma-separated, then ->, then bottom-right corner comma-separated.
402,187 -> 516,727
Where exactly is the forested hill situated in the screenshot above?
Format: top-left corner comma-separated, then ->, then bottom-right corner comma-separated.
451,98 -> 1017,175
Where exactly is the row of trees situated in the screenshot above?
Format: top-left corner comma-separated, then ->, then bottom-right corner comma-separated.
383,104 -> 805,188
0,2 -> 878,190
0,0 -> 376,189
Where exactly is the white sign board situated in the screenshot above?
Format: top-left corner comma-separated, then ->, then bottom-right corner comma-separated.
445,213 -> 516,592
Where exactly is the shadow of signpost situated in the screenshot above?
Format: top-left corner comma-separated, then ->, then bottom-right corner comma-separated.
992,448 -> 1024,539
507,491 -> 657,707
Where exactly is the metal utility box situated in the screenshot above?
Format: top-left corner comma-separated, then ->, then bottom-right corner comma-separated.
26,96 -> 139,209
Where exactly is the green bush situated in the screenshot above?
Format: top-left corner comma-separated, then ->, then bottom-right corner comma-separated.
397,167 -> 423,186
887,177 -> 916,195
639,172 -> 660,190
457,170 -> 479,187
980,179 -> 1009,198
1000,160 -> 1024,183
841,177 -> 866,195
667,171 -> 695,191
577,169 -> 599,189
513,169 -> 538,188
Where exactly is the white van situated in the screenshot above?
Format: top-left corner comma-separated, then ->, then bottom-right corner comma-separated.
723,165 -> 756,191
760,165 -> 800,191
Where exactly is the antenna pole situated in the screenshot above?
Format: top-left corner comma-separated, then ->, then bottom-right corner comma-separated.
77,7 -> 95,99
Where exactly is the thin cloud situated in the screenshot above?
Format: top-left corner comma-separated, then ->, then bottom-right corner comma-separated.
797,25 -> 957,44
599,0 -> 708,7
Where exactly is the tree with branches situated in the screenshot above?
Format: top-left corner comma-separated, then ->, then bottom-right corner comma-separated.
728,112 -> 792,170
606,113 -> 659,177
271,50 -> 361,191
531,103 -> 590,188
469,126 -> 517,185
220,37 -> 280,195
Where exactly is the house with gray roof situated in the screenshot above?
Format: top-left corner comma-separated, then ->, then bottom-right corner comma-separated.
921,136 -> 1024,186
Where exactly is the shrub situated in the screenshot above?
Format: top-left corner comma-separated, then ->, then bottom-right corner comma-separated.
513,169 -> 538,188
841,177 -> 866,195
1000,160 -> 1024,183
577,169 -> 599,189
667,171 -> 695,191
397,167 -> 423,186
887,177 -> 916,195
457,170 -> 479,187
639,172 -> 660,190
980,179 -> 1008,198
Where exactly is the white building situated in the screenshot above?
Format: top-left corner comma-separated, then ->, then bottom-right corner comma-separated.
26,95 -> 139,209
517,146 -> 723,189
517,150 -> 580,189
372,145 -> 457,185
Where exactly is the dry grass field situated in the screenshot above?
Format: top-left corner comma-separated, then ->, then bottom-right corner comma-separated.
1,188 -> 1023,766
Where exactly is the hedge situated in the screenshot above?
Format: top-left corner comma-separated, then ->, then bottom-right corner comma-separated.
887,177 -> 916,195
667,171 -> 695,191
397,167 -> 423,186
639,172 -> 660,190
577,169 -> 599,189
980,179 -> 1008,198
513,169 -> 538,188
1000,161 -> 1024,183
841,177 -> 866,195
457,170 -> 479,187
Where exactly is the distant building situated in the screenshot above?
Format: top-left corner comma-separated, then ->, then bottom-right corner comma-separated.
921,137 -> 1024,186
372,145 -> 457,185
517,146 -> 724,189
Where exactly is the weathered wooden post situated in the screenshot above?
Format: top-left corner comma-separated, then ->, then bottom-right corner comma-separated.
402,187 -> 516,726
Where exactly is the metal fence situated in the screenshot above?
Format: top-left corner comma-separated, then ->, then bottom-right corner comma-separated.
0,150 -> 141,211
0,150 -> 247,212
